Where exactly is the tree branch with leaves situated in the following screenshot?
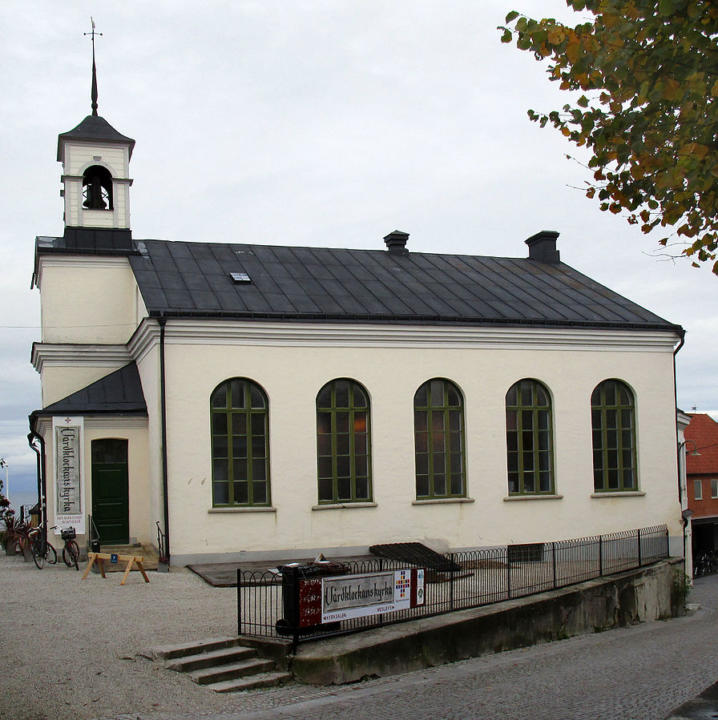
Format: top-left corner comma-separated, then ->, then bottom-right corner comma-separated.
500,0 -> 718,273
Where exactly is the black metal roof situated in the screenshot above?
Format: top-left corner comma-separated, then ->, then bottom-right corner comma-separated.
32,362 -> 147,417
126,238 -> 681,332
57,114 -> 135,160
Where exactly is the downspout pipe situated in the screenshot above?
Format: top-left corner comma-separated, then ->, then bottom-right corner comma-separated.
673,330 -> 686,503
159,316 -> 170,564
27,418 -> 47,547
672,329 -> 686,571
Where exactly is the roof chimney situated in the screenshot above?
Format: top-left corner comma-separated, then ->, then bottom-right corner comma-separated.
384,230 -> 409,255
525,230 -> 560,264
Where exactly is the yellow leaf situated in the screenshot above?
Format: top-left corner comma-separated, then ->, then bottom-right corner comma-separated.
662,78 -> 681,101
566,40 -> 580,64
547,27 -> 565,45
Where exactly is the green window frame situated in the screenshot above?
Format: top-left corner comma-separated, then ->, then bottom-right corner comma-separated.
210,378 -> 270,507
414,378 -> 466,499
316,379 -> 372,504
591,379 -> 637,492
506,379 -> 554,495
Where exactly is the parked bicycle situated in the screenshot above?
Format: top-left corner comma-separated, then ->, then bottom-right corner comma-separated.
51,526 -> 80,570
693,550 -> 717,578
29,523 -> 57,569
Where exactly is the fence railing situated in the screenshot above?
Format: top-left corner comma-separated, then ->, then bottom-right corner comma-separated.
237,524 -> 669,645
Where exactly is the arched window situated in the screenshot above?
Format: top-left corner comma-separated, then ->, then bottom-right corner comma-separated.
414,379 -> 466,499
506,379 -> 554,495
316,379 -> 371,503
591,380 -> 637,492
210,378 -> 270,506
82,165 -> 113,210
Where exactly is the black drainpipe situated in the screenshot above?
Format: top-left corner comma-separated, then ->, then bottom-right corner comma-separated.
27,419 -> 47,547
159,316 -> 171,564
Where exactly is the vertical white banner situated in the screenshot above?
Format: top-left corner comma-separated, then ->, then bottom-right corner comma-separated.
52,416 -> 85,534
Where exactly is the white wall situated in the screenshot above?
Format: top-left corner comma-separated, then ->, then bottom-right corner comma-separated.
61,142 -> 131,229
148,320 -> 682,560
37,256 -> 140,345
38,416 -> 150,546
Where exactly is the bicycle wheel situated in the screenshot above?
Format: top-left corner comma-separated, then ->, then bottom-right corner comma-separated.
46,542 -> 58,565
31,537 -> 45,569
62,544 -> 74,568
63,540 -> 80,570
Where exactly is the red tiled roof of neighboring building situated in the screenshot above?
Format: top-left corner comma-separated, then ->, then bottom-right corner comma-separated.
686,413 -> 718,475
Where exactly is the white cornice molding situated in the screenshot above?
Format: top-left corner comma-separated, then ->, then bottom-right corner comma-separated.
128,318 -> 680,357
32,343 -> 130,373
35,254 -> 131,289
38,255 -> 130,269
32,415 -> 147,430
128,321 -> 161,364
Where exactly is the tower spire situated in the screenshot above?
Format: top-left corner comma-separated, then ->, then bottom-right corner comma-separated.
84,17 -> 102,116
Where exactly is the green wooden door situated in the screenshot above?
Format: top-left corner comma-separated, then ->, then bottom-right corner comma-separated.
91,439 -> 129,545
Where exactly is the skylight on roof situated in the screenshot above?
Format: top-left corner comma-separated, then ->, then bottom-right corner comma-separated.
230,272 -> 251,284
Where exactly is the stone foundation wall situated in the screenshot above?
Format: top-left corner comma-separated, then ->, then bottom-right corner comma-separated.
291,558 -> 685,685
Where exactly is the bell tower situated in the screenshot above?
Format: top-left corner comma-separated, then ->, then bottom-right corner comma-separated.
57,19 -> 135,248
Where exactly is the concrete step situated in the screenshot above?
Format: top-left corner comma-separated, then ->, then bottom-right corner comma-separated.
167,645 -> 257,673
144,635 -> 292,693
207,670 -> 293,693
146,636 -> 242,661
189,657 -> 276,685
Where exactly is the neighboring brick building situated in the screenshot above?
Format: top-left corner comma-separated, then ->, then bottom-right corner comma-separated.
686,413 -> 718,555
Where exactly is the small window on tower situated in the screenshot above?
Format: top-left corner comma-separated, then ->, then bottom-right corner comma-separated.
82,165 -> 113,210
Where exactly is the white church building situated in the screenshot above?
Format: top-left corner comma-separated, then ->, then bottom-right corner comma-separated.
29,77 -> 686,566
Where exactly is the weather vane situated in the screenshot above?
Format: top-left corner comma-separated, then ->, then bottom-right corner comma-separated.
84,17 -> 102,116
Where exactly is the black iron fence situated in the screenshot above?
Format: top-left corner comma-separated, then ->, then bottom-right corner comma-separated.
237,524 -> 669,644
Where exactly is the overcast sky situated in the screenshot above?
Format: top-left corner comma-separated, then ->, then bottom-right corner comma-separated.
1,1 -> 716,508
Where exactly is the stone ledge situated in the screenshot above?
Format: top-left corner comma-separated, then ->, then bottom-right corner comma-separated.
290,558 -> 683,685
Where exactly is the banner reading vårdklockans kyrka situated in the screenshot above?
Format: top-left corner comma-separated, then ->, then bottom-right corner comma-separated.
53,416 -> 85,534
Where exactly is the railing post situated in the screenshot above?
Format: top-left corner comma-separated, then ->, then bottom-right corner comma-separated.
552,543 -> 557,589
665,527 -> 670,558
506,546 -> 511,600
599,535 -> 603,576
378,558 -> 384,626
637,528 -> 642,567
236,568 -> 242,636
450,553 -> 455,611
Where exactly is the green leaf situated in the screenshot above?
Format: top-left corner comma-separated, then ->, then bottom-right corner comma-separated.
505,10 -> 519,23
501,29 -> 513,43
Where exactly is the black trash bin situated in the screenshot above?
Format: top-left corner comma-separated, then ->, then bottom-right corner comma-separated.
275,561 -> 348,637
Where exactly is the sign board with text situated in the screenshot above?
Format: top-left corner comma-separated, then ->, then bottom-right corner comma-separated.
296,568 -> 425,628
52,416 -> 86,534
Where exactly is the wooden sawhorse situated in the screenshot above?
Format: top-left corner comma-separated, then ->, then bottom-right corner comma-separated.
81,552 -> 150,585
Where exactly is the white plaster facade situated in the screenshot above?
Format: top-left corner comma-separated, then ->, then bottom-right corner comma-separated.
32,267 -> 684,562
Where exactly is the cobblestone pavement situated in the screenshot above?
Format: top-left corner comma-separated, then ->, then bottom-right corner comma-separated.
96,573 -> 718,720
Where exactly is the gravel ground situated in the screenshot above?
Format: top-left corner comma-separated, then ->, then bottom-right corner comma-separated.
2,549 -> 716,720
0,550 -> 308,720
